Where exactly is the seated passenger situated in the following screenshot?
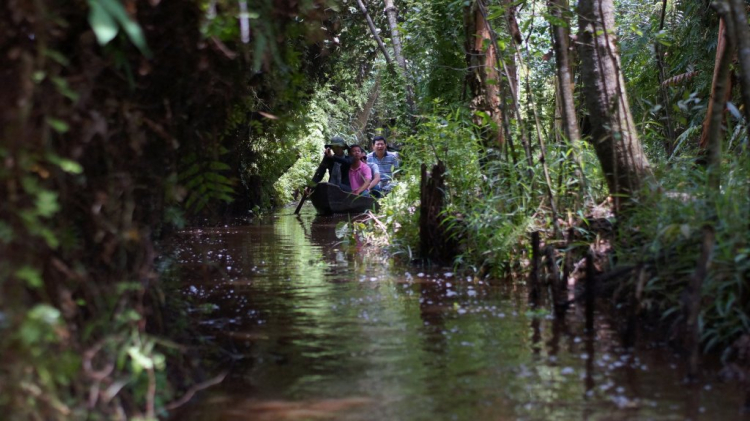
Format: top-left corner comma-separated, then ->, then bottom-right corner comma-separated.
311,136 -> 352,192
366,135 -> 399,194
361,154 -> 382,198
347,145 -> 372,197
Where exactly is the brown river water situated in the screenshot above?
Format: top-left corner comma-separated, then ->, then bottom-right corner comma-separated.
169,207 -> 749,421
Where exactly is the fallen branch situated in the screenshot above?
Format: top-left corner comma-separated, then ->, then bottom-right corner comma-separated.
363,210 -> 390,241
164,372 -> 228,411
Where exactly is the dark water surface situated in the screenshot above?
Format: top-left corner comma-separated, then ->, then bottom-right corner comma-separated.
171,208 -> 747,421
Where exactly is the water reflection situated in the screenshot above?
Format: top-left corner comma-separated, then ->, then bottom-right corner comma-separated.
171,208 -> 747,421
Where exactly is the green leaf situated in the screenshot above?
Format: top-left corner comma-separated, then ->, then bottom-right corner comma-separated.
543,13 -> 568,28
209,161 -> 231,171
32,71 -> 46,83
128,346 -> 153,373
44,49 -> 71,66
46,117 -> 69,133
204,172 -> 232,184
88,0 -> 151,56
16,266 -> 43,288
47,154 -> 83,174
19,304 -> 61,345
486,5 -> 507,20
36,190 -> 60,218
88,0 -> 119,46
179,163 -> 201,180
37,226 -> 60,249
51,77 -> 79,102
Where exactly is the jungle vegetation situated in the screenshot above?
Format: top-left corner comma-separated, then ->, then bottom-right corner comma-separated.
1,0 -> 749,419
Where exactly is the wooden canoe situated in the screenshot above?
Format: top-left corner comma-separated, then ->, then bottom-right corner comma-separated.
309,182 -> 379,215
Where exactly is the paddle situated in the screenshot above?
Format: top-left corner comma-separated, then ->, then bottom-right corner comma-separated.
294,187 -> 311,214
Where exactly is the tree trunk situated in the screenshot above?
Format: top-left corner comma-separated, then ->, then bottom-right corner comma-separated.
383,0 -> 417,117
549,0 -> 580,143
352,79 -> 381,144
577,0 -> 651,210
464,1 -> 505,147
356,0 -> 393,66
705,14 -> 734,192
699,18 -> 733,151
727,0 -> 750,150
477,0 -> 534,172
420,161 -> 457,264
504,0 -> 522,105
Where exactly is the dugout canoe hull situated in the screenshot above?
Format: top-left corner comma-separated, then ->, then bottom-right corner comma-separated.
310,182 -> 379,215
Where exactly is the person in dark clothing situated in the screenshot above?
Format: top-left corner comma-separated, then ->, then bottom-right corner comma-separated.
311,136 -> 353,192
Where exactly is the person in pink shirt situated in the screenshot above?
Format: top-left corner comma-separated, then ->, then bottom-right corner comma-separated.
347,145 -> 372,196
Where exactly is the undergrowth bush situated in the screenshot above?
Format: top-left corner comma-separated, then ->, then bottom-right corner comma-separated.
376,103 -> 607,276
618,157 -> 750,351
376,105 -> 482,257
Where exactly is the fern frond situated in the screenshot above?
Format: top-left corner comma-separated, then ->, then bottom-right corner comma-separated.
662,70 -> 698,87
178,153 -> 236,213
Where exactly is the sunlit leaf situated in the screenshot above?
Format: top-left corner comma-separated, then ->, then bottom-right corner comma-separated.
88,0 -> 151,56
88,0 -> 119,46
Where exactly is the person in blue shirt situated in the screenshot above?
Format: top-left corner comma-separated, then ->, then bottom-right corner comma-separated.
366,135 -> 399,195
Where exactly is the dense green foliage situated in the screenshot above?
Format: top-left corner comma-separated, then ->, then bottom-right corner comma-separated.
0,0 -> 346,419
359,0 -> 749,357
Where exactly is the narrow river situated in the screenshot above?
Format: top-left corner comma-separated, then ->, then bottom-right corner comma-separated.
171,208 -> 747,421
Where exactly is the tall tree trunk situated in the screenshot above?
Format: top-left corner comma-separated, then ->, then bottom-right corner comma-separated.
477,0 -> 534,172
699,18 -> 733,151
464,1 -> 505,147
706,10 -> 734,193
725,0 -> 750,218
383,0 -> 417,117
356,0 -> 393,65
578,0 -> 651,210
727,0 -> 750,149
352,79 -> 381,144
504,0 -> 523,105
548,0 -> 580,144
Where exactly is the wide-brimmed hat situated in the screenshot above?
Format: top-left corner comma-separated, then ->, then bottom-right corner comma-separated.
325,136 -> 349,149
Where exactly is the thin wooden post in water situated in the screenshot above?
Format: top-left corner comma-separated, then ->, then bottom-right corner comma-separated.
545,245 -> 566,319
419,163 -> 428,262
685,225 -> 715,380
585,250 -> 595,333
562,227 -> 575,289
528,232 -> 541,308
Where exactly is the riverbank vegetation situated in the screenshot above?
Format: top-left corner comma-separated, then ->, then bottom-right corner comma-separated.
2,0 -> 750,419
